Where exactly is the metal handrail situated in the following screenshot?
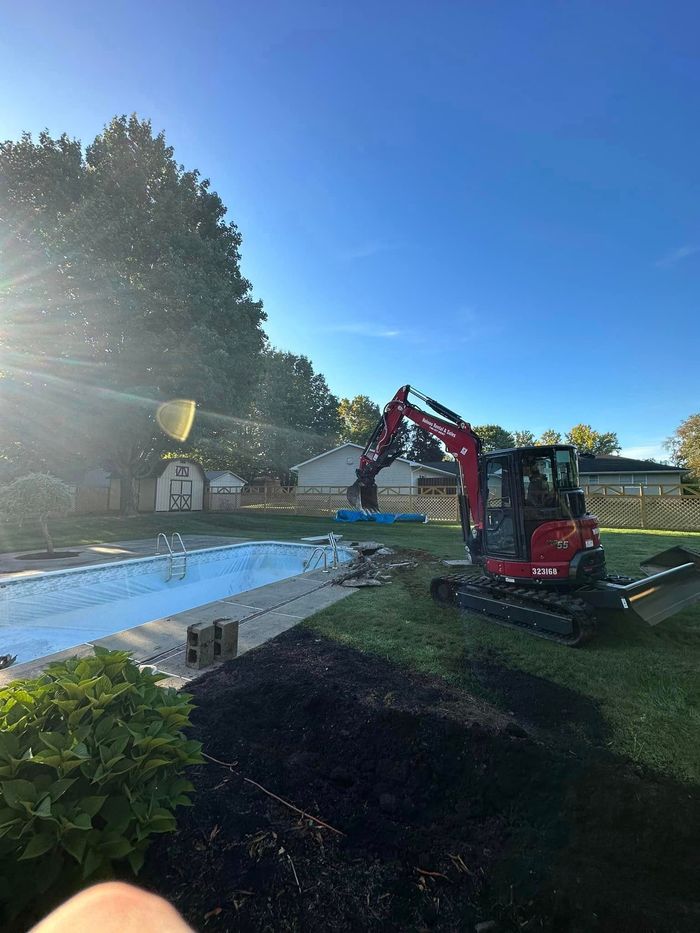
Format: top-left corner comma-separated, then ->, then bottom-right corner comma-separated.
155,533 -> 172,556
327,532 -> 340,570
303,546 -> 329,572
155,532 -> 188,580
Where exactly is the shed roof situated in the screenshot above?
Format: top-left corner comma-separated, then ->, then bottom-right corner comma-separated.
205,469 -> 247,484
153,458 -> 207,480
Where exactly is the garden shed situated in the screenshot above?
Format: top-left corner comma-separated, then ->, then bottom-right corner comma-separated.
151,459 -> 206,512
205,470 -> 247,492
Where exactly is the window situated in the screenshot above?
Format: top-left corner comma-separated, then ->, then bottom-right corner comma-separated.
555,449 -> 579,488
632,474 -> 648,484
584,474 -> 599,484
521,454 -> 554,506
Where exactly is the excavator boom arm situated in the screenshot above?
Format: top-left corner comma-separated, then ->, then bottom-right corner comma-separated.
351,385 -> 484,533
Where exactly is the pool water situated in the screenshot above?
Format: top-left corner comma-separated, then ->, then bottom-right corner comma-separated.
0,541 -> 352,664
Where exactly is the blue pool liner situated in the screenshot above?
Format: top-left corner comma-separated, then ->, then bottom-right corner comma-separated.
335,510 -> 427,523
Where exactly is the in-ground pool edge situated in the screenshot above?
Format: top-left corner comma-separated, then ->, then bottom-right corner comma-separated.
0,564 -> 356,688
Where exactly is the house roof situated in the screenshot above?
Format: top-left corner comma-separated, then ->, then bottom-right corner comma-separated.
423,460 -> 458,476
423,456 -> 682,476
578,455 -> 681,474
290,443 -> 409,471
205,470 -> 247,484
290,443 -> 458,475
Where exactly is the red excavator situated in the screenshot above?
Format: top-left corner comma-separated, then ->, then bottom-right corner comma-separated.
347,385 -> 700,645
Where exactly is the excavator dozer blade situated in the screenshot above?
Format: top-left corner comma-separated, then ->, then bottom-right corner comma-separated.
621,562 -> 700,626
584,546 -> 700,627
639,546 -> 700,576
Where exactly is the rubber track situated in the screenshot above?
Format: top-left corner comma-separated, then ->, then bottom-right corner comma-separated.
432,572 -> 596,647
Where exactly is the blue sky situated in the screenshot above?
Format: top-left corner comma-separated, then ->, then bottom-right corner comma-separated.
2,1 -> 699,459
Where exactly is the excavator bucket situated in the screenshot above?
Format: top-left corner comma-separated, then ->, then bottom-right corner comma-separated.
346,480 -> 380,513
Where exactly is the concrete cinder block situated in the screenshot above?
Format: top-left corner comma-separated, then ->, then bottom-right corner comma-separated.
186,622 -> 215,669
213,617 -> 239,660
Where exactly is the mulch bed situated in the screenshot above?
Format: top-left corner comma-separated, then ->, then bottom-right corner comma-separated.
142,629 -> 700,932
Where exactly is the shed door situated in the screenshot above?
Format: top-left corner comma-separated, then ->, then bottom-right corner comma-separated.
169,479 -> 192,511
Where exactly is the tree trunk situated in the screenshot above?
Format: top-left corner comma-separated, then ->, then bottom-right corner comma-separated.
40,516 -> 54,555
119,470 -> 139,517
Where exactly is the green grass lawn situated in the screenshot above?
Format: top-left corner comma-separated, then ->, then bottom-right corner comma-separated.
3,511 -> 699,782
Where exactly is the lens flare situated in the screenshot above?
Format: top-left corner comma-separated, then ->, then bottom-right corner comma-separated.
156,399 -> 196,441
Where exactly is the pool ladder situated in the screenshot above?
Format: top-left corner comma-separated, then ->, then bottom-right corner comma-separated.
303,533 -> 340,573
155,532 -> 188,581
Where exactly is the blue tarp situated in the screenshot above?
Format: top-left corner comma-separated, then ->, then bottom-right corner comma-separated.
335,510 -> 427,523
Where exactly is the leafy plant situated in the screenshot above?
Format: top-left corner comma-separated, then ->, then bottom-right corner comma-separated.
0,648 -> 203,919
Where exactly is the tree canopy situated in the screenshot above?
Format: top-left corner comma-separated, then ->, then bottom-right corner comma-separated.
338,395 -> 381,445
1,117 -> 266,509
198,350 -> 340,481
472,424 -> 515,451
512,429 -> 536,447
566,424 -> 620,455
538,429 -> 562,445
404,427 -> 445,463
666,413 -> 700,477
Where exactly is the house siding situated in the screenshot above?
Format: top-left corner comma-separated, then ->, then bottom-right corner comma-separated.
294,446 -> 453,489
581,471 -> 683,495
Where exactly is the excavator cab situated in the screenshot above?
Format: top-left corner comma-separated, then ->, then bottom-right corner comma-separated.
480,445 -> 592,567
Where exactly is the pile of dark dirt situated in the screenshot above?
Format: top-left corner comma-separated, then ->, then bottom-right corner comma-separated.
142,630 -> 700,932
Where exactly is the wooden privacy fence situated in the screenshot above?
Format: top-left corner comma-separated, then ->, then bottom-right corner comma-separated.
206,484 -> 700,532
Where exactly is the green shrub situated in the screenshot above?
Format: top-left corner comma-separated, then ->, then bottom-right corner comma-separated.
0,648 -> 203,918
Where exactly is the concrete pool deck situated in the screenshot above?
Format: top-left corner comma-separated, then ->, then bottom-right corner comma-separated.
0,534 -> 249,579
0,537 -> 356,688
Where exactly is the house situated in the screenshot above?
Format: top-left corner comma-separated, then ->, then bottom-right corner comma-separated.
290,443 -> 456,490
421,455 -> 686,496
578,455 -> 684,495
205,470 -> 247,492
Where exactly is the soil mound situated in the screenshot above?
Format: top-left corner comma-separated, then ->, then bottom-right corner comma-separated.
142,629 -> 700,932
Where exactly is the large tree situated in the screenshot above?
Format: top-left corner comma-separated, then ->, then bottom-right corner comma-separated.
338,395 -> 381,445
666,413 -> 700,477
196,350 -> 341,482
0,117 -> 266,512
250,350 -> 341,480
404,426 -> 445,463
473,424 -> 515,451
566,424 -> 620,455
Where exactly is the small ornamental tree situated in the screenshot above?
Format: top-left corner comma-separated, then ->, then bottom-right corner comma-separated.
0,473 -> 73,554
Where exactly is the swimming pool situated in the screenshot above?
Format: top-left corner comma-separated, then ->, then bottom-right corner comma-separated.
0,541 -> 353,665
